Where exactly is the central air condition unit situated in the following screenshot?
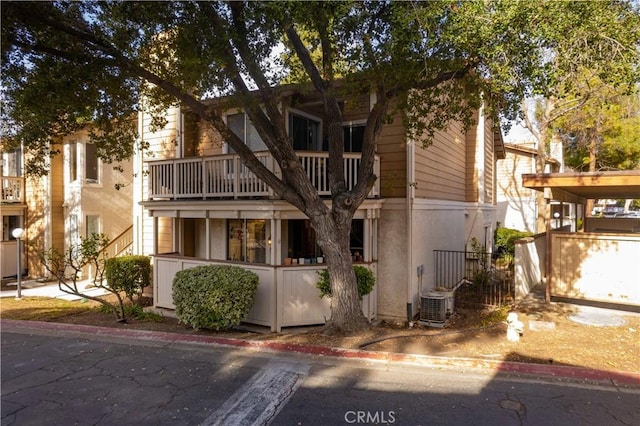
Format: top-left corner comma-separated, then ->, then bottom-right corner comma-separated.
419,291 -> 455,328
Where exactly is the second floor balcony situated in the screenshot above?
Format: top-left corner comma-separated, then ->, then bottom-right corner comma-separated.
1,176 -> 24,204
146,151 -> 380,201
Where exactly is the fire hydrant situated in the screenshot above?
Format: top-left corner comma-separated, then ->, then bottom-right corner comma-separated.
506,311 -> 524,342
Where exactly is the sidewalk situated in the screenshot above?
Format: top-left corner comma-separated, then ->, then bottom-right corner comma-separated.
0,279 -> 109,300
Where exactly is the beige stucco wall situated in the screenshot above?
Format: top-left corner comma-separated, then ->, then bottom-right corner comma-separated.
377,198 -> 469,321
377,199 -> 409,320
514,233 -> 546,300
60,131 -> 133,248
81,164 -> 132,240
464,204 -> 497,252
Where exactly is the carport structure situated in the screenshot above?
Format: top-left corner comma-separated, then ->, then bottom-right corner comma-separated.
521,170 -> 640,307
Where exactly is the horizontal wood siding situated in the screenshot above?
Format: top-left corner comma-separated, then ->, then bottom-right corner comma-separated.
342,93 -> 371,122
196,116 -> 225,157
141,106 -> 179,159
414,121 -> 466,201
484,120 -> 495,204
377,113 -> 407,198
497,149 -> 535,199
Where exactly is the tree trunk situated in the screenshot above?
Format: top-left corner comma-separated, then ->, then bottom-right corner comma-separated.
535,143 -> 548,233
312,210 -> 369,333
585,132 -> 598,216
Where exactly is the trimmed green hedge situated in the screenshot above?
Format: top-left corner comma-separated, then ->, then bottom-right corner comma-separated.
316,265 -> 375,300
105,255 -> 151,302
172,265 -> 259,330
495,227 -> 533,256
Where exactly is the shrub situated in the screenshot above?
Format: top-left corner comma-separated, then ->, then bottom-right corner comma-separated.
172,265 -> 259,330
494,227 -> 533,256
316,265 -> 375,300
105,256 -> 151,303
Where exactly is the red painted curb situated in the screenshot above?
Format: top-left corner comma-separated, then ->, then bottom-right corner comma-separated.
3,319 -> 639,387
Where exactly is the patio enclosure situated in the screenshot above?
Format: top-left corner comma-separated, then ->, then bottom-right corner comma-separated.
153,255 -> 377,332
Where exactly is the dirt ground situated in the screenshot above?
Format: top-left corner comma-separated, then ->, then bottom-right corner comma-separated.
2,293 -> 639,373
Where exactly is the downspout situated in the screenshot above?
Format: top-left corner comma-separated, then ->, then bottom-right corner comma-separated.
406,134 -> 415,324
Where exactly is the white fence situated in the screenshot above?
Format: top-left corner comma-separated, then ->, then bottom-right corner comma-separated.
147,152 -> 380,200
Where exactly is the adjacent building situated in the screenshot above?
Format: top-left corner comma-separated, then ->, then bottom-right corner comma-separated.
1,129 -> 133,281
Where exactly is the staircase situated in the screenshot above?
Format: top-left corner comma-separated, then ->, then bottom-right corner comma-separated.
102,225 -> 134,259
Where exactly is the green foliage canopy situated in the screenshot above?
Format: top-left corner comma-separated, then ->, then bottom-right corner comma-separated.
6,1 -> 638,174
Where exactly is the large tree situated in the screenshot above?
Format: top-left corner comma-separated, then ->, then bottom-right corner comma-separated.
2,1 -> 639,331
560,88 -> 640,173
515,2 -> 640,231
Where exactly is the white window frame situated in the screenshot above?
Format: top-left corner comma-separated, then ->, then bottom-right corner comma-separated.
223,109 -> 267,154
286,108 -> 323,151
83,142 -> 102,187
67,141 -> 79,184
84,213 -> 101,238
342,119 -> 367,153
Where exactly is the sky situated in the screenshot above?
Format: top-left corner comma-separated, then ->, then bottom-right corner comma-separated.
504,123 -> 535,144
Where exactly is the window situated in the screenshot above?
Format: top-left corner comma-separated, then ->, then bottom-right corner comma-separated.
69,214 -> 79,248
227,219 -> 269,263
2,216 -> 21,241
86,215 -> 100,237
343,124 -> 365,153
227,112 -> 267,152
289,113 -> 321,151
68,142 -> 99,184
287,220 -> 322,260
349,219 -> 364,261
3,148 -> 22,177
69,142 -> 78,182
286,219 -> 364,261
85,143 -> 99,184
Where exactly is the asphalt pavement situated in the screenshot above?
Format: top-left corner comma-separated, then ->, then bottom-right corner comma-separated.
2,319 -> 639,426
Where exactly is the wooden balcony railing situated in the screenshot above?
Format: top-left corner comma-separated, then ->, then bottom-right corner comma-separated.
146,152 -> 380,201
1,176 -> 24,203
101,225 -> 134,259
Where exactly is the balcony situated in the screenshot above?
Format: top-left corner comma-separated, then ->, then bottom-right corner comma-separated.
146,151 -> 380,201
1,176 -> 24,204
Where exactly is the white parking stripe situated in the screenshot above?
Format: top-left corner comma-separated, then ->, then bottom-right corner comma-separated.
203,360 -> 309,426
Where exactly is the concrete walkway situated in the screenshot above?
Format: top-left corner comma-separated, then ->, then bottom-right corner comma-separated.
0,279 -> 109,300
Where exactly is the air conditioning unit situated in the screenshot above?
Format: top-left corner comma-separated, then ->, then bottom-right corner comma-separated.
419,291 -> 454,328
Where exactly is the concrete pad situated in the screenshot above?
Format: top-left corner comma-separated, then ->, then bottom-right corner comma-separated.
568,306 -> 627,327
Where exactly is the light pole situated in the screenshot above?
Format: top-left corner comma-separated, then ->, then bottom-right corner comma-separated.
553,212 -> 560,230
12,227 -> 25,300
